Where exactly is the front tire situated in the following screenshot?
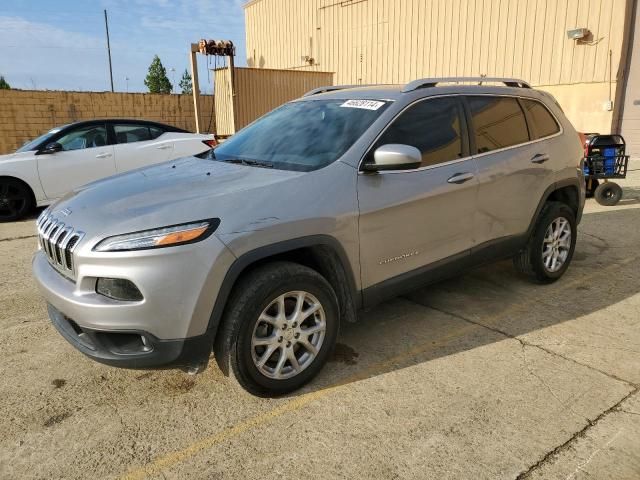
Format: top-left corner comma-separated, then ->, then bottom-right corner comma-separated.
0,179 -> 33,222
514,201 -> 577,283
216,262 -> 339,396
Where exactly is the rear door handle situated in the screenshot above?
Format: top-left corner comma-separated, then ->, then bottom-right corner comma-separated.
156,144 -> 172,150
95,152 -> 112,158
531,153 -> 550,164
447,172 -> 475,184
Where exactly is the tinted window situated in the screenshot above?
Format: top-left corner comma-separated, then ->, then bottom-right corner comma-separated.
468,96 -> 529,154
372,97 -> 463,168
16,126 -> 67,153
213,99 -> 389,172
521,99 -> 560,139
56,125 -> 108,151
114,124 -> 153,144
150,126 -> 164,139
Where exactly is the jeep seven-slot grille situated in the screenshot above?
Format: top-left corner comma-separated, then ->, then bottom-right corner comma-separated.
36,212 -> 85,278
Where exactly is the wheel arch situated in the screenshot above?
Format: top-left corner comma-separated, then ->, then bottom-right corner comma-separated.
527,179 -> 582,236
207,235 -> 360,345
0,175 -> 37,210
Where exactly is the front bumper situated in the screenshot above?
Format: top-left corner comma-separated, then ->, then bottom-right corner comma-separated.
47,303 -> 212,369
32,233 -> 236,369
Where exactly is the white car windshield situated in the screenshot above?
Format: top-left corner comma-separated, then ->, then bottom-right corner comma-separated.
212,99 -> 389,171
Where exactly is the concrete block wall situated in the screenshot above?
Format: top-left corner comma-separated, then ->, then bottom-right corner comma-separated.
0,90 -> 214,154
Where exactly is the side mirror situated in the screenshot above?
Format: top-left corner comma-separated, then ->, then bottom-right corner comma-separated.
37,142 -> 62,155
363,144 -> 421,172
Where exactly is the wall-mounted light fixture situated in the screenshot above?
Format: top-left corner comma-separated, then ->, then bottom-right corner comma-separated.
567,28 -> 591,40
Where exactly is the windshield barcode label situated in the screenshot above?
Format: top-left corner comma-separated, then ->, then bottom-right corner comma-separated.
340,100 -> 386,110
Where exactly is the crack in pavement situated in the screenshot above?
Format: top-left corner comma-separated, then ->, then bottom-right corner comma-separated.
0,234 -> 37,243
407,300 -> 637,389
400,298 -> 639,479
565,429 -> 623,480
620,410 -> 640,416
519,342 -> 589,423
516,389 -> 639,480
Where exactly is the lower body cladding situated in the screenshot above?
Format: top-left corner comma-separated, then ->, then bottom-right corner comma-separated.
31,234 -> 236,370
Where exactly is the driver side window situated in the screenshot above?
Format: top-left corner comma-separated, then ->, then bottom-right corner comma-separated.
371,97 -> 464,168
56,125 -> 108,151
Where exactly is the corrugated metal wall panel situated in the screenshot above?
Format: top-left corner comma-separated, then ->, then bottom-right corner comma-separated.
620,1 -> 640,159
245,0 -> 627,86
214,67 -> 334,135
214,68 -> 235,136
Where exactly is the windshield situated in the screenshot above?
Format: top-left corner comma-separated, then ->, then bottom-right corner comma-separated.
15,127 -> 64,153
212,99 -> 390,171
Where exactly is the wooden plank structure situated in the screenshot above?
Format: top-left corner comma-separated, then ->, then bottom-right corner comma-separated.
213,67 -> 334,136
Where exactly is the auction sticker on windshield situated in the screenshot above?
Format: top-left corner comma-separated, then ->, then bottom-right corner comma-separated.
340,100 -> 386,110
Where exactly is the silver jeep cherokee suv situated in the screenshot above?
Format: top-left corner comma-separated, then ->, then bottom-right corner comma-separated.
33,77 -> 585,395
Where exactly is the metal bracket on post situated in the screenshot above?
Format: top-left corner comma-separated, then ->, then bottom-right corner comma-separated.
192,39 -> 236,135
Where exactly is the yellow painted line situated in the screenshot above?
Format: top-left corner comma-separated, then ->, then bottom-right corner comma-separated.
119,325 -> 473,480
120,254 -> 640,479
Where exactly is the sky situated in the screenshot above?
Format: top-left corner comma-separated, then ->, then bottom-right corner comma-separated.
0,0 -> 247,93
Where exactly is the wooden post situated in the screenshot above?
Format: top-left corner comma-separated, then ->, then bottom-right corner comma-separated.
189,43 -> 201,133
228,53 -> 236,134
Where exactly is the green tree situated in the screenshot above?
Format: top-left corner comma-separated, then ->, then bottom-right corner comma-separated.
179,69 -> 192,94
144,55 -> 172,94
0,76 -> 10,90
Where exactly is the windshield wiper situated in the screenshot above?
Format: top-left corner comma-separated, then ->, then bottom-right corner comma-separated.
222,158 -> 274,168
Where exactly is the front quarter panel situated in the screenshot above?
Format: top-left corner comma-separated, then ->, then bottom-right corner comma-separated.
0,152 -> 47,204
215,161 -> 361,291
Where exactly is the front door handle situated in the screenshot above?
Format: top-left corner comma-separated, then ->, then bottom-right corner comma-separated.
531,153 -> 550,164
447,172 -> 475,184
95,152 -> 112,159
156,144 -> 172,150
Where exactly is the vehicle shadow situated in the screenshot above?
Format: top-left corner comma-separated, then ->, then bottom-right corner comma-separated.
288,207 -> 640,397
619,186 -> 640,205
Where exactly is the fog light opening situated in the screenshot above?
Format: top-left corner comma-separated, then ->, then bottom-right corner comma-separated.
141,335 -> 153,352
96,278 -> 143,302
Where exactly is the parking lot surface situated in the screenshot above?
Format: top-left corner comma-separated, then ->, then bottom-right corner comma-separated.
1,173 -> 639,480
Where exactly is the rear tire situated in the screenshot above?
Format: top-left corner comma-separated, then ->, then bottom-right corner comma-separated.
215,261 -> 339,396
0,178 -> 33,222
514,201 -> 577,283
594,182 -> 622,206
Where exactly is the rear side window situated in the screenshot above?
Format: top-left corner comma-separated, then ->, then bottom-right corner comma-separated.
150,126 -> 164,139
521,99 -> 560,139
373,97 -> 464,168
114,124 -> 156,144
468,96 -> 530,154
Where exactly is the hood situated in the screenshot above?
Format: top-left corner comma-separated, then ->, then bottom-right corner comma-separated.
47,156 -> 304,239
0,153 -> 16,162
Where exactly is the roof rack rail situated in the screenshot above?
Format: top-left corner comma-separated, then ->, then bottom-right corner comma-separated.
303,84 -> 374,97
402,77 -> 531,93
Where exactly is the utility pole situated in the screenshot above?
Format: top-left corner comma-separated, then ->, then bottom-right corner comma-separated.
104,9 -> 114,92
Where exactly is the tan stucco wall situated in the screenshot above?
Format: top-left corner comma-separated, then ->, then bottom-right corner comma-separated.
0,90 -> 214,154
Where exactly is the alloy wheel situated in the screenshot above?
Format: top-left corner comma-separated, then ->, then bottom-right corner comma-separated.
251,290 -> 326,380
542,217 -> 572,273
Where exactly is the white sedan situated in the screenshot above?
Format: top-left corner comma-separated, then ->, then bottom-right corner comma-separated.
0,119 -> 216,221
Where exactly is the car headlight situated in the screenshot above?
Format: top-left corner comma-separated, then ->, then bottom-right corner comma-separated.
93,219 -> 220,252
